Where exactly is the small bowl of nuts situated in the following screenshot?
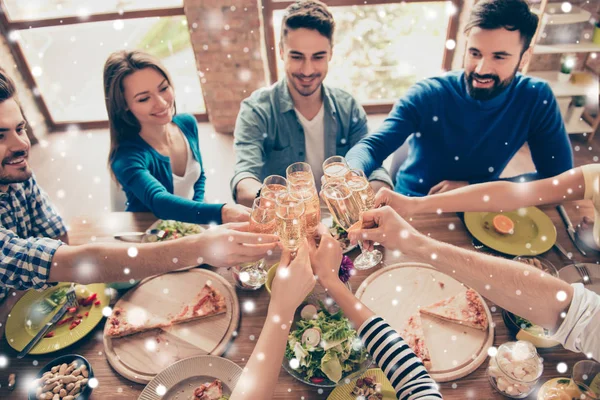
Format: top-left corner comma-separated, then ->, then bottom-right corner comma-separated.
28,354 -> 94,400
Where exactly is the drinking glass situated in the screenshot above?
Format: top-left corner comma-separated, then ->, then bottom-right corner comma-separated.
289,180 -> 320,236
322,156 -> 350,184
286,162 -> 315,186
345,170 -> 382,269
321,181 -> 381,270
568,360 -> 600,399
231,198 -> 275,290
275,192 -> 306,256
260,175 -> 288,208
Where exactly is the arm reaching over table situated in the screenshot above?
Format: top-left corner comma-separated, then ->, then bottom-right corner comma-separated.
0,223 -> 279,290
308,225 -> 442,400
375,167 -> 586,217
348,207 -> 600,361
230,242 -> 316,400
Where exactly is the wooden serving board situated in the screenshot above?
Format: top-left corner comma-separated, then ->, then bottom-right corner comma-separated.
103,269 -> 239,384
355,262 -> 494,383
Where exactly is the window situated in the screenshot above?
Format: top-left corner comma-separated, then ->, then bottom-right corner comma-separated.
265,1 -> 459,106
1,1 -> 206,128
2,0 -> 183,21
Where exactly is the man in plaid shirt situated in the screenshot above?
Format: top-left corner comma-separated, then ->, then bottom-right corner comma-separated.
0,69 -> 279,303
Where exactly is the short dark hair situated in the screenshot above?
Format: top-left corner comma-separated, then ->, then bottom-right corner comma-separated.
0,67 -> 17,104
281,0 -> 335,43
465,0 -> 539,53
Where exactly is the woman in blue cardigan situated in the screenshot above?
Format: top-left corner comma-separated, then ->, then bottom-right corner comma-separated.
103,50 -> 249,224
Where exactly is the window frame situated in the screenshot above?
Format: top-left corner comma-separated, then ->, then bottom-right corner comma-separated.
0,3 -> 208,131
262,0 -> 462,114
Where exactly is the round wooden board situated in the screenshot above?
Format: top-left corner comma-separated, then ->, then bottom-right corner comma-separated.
103,269 -> 239,384
355,262 -> 494,383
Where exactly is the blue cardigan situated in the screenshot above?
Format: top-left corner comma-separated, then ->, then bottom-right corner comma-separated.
112,114 -> 224,224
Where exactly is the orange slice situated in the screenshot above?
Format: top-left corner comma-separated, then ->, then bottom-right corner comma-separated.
493,214 -> 514,234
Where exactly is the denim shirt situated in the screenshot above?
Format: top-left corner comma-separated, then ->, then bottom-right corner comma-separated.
230,79 -> 391,198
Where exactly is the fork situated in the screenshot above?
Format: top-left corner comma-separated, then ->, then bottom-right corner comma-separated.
573,263 -> 593,285
18,285 -> 78,358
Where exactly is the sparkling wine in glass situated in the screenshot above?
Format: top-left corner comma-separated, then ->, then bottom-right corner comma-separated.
261,175 -> 288,208
286,162 -> 315,186
345,170 -> 382,270
289,180 -> 321,236
231,198 -> 275,290
321,181 -> 382,270
322,156 -> 350,185
275,192 -> 306,255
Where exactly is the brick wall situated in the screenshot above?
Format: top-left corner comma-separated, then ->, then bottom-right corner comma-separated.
184,0 -> 269,133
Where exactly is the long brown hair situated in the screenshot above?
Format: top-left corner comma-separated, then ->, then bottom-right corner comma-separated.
103,50 -> 176,180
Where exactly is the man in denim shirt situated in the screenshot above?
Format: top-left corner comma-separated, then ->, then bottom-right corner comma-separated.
231,0 -> 391,206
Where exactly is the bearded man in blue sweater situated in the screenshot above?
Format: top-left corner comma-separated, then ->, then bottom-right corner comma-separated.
346,0 -> 573,197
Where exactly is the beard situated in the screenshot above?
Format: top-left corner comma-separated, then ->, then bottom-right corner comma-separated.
0,151 -> 32,186
465,62 -> 520,101
289,73 -> 324,97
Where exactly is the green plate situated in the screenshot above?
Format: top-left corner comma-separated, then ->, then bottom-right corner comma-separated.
5,282 -> 110,355
464,207 -> 556,256
327,368 -> 396,399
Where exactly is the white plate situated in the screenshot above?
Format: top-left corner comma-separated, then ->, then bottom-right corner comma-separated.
558,263 -> 600,294
138,355 -> 242,400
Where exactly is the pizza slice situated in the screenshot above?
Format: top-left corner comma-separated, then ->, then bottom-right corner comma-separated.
171,283 -> 227,325
105,307 -> 171,338
400,313 -> 432,370
419,288 -> 489,330
193,379 -> 227,400
106,284 -> 227,338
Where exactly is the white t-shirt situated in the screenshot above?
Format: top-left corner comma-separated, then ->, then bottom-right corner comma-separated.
550,283 -> 600,362
172,133 -> 201,200
581,163 -> 600,248
295,104 -> 325,183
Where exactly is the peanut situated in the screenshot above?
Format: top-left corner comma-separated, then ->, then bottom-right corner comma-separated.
58,363 -> 68,375
59,375 -> 78,384
80,378 -> 88,386
63,396 -> 75,400
68,382 -> 81,396
72,368 -> 81,377
76,375 -> 84,381
52,394 -> 59,400
59,389 -> 67,397
66,382 -> 75,391
50,366 -> 59,374
65,365 -> 75,375
52,384 -> 62,393
41,381 -> 58,392
8,373 -> 16,390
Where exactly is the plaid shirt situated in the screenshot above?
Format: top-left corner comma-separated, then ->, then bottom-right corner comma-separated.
0,175 -> 66,302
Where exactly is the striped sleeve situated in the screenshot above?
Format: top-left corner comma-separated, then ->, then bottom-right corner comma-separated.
358,316 -> 442,400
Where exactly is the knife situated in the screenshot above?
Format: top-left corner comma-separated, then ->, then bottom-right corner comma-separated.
556,205 -> 587,256
18,285 -> 76,359
554,242 -> 571,259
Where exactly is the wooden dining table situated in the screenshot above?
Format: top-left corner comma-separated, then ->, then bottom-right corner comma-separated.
1,201 -> 598,400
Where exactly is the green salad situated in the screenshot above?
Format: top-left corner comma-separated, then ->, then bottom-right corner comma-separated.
515,315 -> 550,337
285,303 -> 367,384
156,220 -> 203,240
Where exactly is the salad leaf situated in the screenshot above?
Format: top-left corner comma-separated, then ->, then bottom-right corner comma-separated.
156,220 -> 203,240
321,352 -> 343,383
285,306 -> 367,384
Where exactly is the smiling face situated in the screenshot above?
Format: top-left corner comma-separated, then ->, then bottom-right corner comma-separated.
0,98 -> 32,190
464,27 -> 530,100
122,67 -> 175,127
280,28 -> 332,98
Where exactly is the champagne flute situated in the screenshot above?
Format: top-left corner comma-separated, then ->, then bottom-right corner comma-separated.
289,180 -> 321,236
231,198 -> 276,290
286,162 -> 315,186
261,175 -> 288,208
322,156 -> 350,184
345,170 -> 383,269
321,181 -> 382,270
275,192 -> 306,256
